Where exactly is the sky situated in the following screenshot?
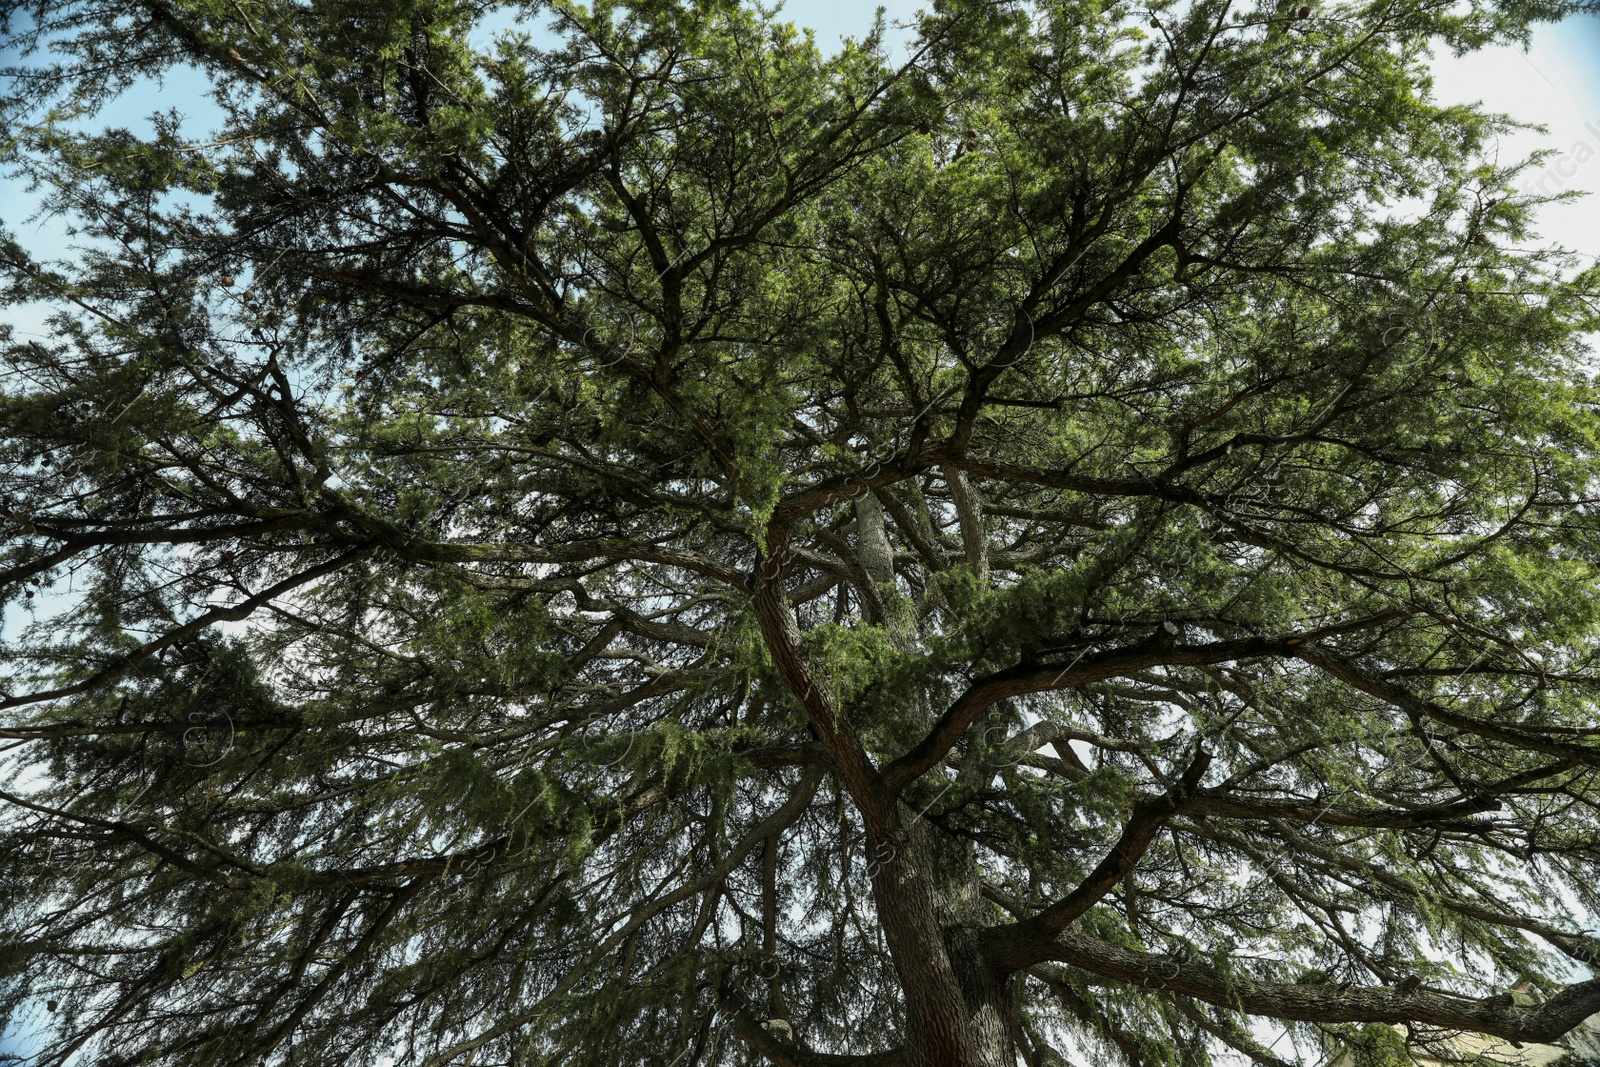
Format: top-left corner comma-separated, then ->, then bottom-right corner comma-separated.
2,1 -> 1599,1062
1426,13 -> 1600,266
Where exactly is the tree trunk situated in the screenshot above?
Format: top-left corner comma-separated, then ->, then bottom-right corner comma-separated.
946,922 -> 1019,1067
867,818 -> 1019,1067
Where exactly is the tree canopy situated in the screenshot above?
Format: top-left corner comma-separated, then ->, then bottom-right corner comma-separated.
4,0 -> 1600,1065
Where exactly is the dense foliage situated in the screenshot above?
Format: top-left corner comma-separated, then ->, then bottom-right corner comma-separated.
4,0 -> 1600,1065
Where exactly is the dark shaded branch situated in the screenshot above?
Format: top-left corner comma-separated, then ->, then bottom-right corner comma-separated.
724,1002 -> 906,1067
1037,930 -> 1600,1045
1296,647 -> 1600,768
884,612 -> 1416,792
1186,792 -> 1504,831
884,638 -> 1284,793
403,537 -> 747,588
0,543 -> 373,711
751,526 -> 892,832
983,749 -> 1211,973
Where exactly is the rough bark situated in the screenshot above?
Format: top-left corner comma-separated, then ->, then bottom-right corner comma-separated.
854,491 -> 919,653
866,820 -> 1017,1067
944,468 -> 987,581
1031,941 -> 1600,1046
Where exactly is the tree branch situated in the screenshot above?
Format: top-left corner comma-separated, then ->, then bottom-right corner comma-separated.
983,748 -> 1211,973
1037,930 -> 1600,1045
1296,646 -> 1600,769
723,1002 -> 906,1067
883,638 -> 1288,793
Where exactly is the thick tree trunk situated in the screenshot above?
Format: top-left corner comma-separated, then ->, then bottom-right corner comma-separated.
945,923 -> 1019,1067
754,528 -> 1016,1066
867,818 -> 1019,1067
855,493 -> 1015,1063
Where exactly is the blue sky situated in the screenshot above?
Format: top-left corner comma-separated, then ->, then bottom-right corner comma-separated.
2,1 -> 1598,1061
4,2 -> 1596,272
1427,11 -> 1600,263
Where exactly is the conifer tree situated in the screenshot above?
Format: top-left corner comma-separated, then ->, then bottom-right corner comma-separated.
4,1 -> 1600,1065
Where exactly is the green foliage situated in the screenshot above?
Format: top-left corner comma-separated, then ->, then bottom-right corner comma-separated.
2,0 -> 1600,1065
1331,1023 -> 1411,1067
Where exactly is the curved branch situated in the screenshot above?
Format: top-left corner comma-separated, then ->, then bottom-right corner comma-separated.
883,637 -> 1287,793
724,1003 -> 906,1067
1296,647 -> 1600,769
885,613 -> 1416,792
1037,931 -> 1600,1045
751,527 -> 892,832
0,545 -> 373,711
983,749 -> 1211,973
